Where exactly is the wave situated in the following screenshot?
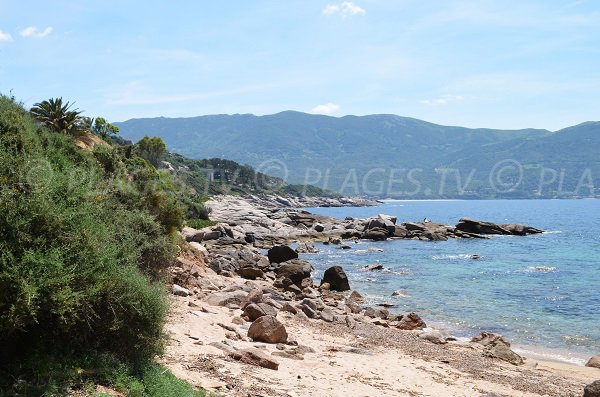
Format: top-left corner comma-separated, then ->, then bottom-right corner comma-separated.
432,254 -> 481,260
526,266 -> 556,273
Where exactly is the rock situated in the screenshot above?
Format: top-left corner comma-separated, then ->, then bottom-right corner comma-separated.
393,225 -> 408,238
268,245 -> 299,264
313,223 -> 325,232
584,380 -> 600,397
319,307 -> 335,322
320,266 -> 350,292
472,332 -> 510,347
483,340 -> 524,366
272,350 -> 305,360
296,241 -> 319,253
188,241 -> 209,257
275,259 -> 312,286
364,306 -> 389,319
244,232 -> 256,244
202,230 -> 222,241
248,315 -> 288,344
456,218 -> 542,236
345,300 -> 362,314
362,227 -> 388,241
363,264 -> 384,271
299,304 -> 318,319
371,319 -> 389,327
586,355 -> 600,369
228,348 -> 279,370
237,266 -> 264,280
329,237 -> 342,245
206,290 -> 247,307
501,223 -> 544,236
244,288 -> 264,305
418,330 -> 448,344
349,290 -> 365,302
396,313 -> 426,330
340,245 -> 352,250
181,227 -> 204,242
280,303 -> 298,314
172,284 -> 190,297
391,290 -> 408,297
243,303 -> 278,321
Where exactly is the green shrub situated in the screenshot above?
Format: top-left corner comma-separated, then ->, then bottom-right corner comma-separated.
0,95 -> 174,377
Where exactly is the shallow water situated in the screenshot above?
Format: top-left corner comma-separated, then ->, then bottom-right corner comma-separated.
303,199 -> 600,364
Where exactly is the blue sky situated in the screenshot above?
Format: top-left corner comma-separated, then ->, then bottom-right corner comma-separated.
1,0 -> 598,130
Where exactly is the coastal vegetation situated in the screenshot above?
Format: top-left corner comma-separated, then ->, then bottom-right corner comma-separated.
0,94 -> 209,396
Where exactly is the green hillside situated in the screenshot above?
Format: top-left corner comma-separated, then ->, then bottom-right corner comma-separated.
116,111 -> 599,198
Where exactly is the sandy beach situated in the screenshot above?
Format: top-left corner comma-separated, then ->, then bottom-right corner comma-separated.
164,194 -> 600,397
161,268 -> 597,397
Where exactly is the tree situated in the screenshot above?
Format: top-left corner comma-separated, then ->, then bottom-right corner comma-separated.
30,97 -> 83,135
93,117 -> 119,140
137,136 -> 167,168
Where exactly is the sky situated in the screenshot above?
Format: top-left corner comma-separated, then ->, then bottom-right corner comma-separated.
1,0 -> 599,130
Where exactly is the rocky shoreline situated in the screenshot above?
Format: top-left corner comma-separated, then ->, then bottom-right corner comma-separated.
166,195 -> 599,396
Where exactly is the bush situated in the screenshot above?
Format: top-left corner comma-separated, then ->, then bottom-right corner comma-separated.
0,95 -> 174,376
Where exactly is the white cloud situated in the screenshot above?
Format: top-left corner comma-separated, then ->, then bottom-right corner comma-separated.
20,26 -> 54,38
421,95 -> 465,106
0,30 -> 13,41
311,103 -> 340,115
322,2 -> 366,17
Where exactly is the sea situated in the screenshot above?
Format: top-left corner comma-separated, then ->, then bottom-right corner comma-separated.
301,199 -> 600,365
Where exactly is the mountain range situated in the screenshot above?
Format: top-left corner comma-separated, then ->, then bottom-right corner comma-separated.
115,112 -> 600,199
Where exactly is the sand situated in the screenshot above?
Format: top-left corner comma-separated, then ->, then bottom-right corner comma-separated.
160,270 -> 598,397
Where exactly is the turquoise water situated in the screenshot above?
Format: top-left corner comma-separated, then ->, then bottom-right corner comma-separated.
303,199 -> 600,364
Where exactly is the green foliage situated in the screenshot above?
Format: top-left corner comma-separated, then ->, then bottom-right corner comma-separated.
0,95 -> 178,384
186,219 -> 217,229
0,353 -> 204,397
163,152 -> 337,198
30,97 -> 83,136
93,117 -> 119,141
136,136 -> 166,168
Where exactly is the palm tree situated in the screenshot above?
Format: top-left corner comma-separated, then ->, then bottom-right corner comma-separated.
30,98 -> 83,135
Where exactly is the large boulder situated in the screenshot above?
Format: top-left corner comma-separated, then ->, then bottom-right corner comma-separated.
248,315 -> 288,344
275,259 -> 312,286
268,245 -> 298,264
362,227 -> 388,241
228,349 -> 279,370
584,381 -> 600,397
500,223 -> 544,235
456,218 -> 542,236
320,266 -> 350,292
